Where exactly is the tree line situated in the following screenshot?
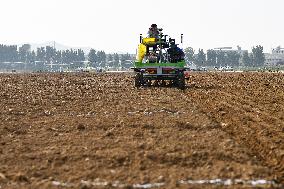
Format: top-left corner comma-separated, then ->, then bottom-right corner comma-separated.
0,44 -> 134,70
0,43 -> 266,70
0,44 -> 85,64
88,49 -> 133,68
184,45 -> 265,67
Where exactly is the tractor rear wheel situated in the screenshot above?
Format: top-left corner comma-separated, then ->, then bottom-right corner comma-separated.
177,72 -> 185,90
135,72 -> 143,87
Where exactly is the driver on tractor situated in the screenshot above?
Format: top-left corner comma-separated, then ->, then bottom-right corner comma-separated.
147,24 -> 160,38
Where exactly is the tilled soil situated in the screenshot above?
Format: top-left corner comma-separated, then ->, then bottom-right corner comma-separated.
0,72 -> 283,189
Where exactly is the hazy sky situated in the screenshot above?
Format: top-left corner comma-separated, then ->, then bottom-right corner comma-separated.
1,0 -> 283,53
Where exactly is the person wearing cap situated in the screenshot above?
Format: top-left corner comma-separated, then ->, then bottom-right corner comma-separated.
147,24 -> 159,38
167,42 -> 185,63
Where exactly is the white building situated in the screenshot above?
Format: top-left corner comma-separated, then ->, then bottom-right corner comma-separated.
212,46 -> 248,56
265,46 -> 284,66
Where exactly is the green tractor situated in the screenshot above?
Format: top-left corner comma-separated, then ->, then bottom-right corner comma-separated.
133,27 -> 188,89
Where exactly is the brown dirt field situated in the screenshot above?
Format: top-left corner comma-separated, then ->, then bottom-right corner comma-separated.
0,72 -> 283,189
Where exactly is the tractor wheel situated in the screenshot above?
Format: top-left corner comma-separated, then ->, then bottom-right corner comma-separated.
177,72 -> 185,90
135,72 -> 143,87
146,79 -> 152,87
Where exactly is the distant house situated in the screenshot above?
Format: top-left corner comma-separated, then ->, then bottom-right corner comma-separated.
212,46 -> 248,56
265,46 -> 284,66
212,46 -> 248,66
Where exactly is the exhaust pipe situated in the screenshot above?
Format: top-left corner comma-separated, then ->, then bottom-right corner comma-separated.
140,34 -> 142,43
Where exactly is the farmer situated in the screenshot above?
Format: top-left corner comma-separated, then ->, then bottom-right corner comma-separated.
167,42 -> 185,63
147,24 -> 159,38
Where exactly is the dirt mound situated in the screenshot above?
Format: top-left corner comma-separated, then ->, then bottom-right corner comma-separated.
0,72 -> 283,188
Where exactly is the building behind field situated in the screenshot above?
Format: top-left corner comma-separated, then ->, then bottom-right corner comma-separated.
212,46 -> 248,56
211,46 -> 248,67
265,46 -> 284,66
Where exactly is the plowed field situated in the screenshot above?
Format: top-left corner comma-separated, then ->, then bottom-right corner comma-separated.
0,72 -> 283,189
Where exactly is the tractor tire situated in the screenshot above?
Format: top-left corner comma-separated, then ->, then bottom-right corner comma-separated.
177,72 -> 185,90
135,72 -> 143,87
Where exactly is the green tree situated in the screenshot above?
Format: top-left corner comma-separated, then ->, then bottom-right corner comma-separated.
120,53 -> 132,68
19,44 -> 31,62
242,51 -> 250,67
45,46 -> 56,63
62,50 -> 70,64
216,51 -> 225,67
26,51 -> 36,63
113,53 -> 120,67
252,45 -> 265,67
184,47 -> 195,63
206,49 -> 217,66
55,50 -> 62,63
88,49 -> 98,67
36,47 -> 46,62
107,54 -> 113,67
249,53 -> 254,67
77,49 -> 85,61
226,51 -> 240,67
97,50 -> 106,67
196,49 -> 206,67
0,45 -> 18,62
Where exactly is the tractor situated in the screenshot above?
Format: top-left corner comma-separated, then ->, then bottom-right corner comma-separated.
132,27 -> 188,89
